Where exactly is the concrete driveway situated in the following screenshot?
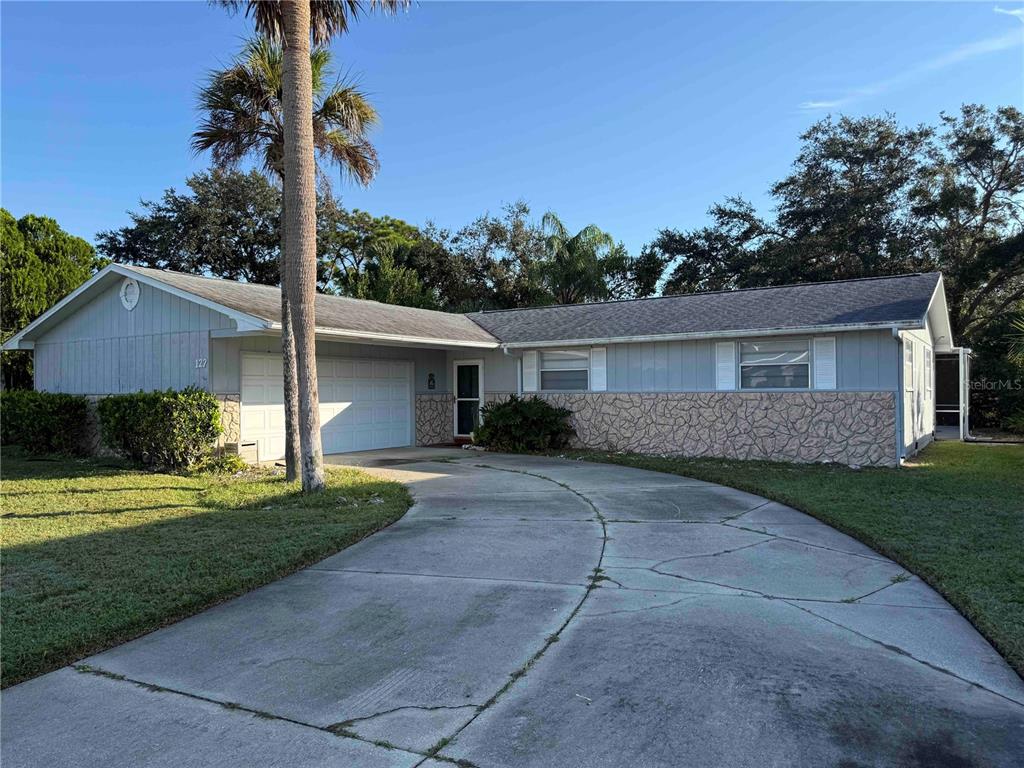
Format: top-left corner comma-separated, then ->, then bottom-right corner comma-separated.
3,449 -> 1023,767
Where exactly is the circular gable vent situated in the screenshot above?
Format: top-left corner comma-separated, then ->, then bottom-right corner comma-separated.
120,277 -> 140,311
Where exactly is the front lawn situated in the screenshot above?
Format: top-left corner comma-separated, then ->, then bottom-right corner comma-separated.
558,442 -> 1024,677
0,451 -> 411,687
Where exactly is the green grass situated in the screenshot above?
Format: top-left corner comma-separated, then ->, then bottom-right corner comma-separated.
555,442 -> 1024,677
0,450 -> 411,687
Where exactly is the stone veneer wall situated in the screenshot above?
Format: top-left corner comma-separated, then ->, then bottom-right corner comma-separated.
414,392 -> 515,445
538,392 -> 897,468
216,394 -> 241,450
415,393 -> 454,445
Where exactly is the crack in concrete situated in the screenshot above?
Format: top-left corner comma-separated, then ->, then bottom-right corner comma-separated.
328,703 -> 483,730
780,601 -> 1024,709
406,464 -> 612,767
719,499 -> 774,522
579,596 -> 698,619
305,566 -> 590,590
722,521 -> 892,563
70,664 -> 450,760
647,538 -> 773,569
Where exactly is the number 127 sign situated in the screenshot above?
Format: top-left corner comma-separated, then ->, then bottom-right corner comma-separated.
194,358 -> 208,369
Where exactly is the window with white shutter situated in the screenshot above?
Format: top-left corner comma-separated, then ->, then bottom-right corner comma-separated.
715,342 -> 736,390
522,350 -> 538,392
813,337 -> 837,390
590,347 -> 607,391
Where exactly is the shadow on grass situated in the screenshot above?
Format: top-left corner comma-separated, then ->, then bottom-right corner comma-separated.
1,462 -> 411,688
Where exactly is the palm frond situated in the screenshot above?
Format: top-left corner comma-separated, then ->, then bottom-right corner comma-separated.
316,131 -> 379,186
194,35 -> 379,186
316,83 -> 379,135
215,1 -> 409,45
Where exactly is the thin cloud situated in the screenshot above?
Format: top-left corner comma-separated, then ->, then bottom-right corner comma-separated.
994,6 -> 1024,23
799,25 -> 1023,111
799,99 -> 849,110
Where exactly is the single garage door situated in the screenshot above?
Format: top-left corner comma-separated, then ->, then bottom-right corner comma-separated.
241,353 -> 412,461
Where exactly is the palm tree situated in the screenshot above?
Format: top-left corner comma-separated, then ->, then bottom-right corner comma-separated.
194,36 -> 378,483
540,212 -> 622,304
217,0 -> 408,492
1010,316 -> 1024,365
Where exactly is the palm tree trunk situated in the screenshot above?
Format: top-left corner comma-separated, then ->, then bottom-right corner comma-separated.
279,191 -> 301,482
281,0 -> 325,492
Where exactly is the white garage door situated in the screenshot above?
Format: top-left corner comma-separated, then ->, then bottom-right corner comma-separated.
241,353 -> 412,461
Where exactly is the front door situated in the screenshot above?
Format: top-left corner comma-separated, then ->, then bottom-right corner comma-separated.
454,360 -> 483,438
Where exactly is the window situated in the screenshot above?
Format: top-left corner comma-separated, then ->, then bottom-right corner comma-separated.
540,350 -> 589,391
740,340 -> 809,389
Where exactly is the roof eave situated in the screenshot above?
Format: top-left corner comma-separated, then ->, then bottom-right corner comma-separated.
499,320 -> 924,349
263,323 -> 500,350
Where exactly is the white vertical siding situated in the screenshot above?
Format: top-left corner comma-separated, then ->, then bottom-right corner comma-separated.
595,330 -> 897,393
32,281 -> 234,394
900,326 -> 936,458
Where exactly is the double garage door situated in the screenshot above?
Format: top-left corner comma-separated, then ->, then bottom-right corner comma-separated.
241,353 -> 412,461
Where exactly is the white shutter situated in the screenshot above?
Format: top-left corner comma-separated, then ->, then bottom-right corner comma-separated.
522,350 -> 538,392
813,337 -> 837,390
715,342 -> 736,391
590,347 -> 607,391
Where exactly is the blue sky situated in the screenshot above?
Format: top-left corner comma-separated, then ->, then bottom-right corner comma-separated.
2,2 -> 1022,254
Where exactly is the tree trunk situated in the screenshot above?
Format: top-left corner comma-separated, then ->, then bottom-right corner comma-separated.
279,191 -> 301,482
281,0 -> 325,492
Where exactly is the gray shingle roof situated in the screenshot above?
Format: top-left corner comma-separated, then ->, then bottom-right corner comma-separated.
466,273 -> 941,345
124,266 -> 499,345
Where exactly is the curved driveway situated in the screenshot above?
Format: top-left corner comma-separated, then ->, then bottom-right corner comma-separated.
4,449 -> 1023,767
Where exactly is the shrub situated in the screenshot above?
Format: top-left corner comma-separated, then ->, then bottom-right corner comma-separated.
1007,410 -> 1024,436
97,388 -> 221,471
473,395 -> 576,452
0,390 -> 90,455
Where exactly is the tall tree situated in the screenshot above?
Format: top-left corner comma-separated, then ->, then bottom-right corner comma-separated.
98,169 -> 283,285
1,210 -> 101,389
218,0 -> 408,491
194,35 -> 378,483
651,105 -> 1024,342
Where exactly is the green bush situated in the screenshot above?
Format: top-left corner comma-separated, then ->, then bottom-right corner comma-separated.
473,395 -> 576,452
97,388 -> 221,471
1007,411 -> 1024,436
0,390 -> 90,455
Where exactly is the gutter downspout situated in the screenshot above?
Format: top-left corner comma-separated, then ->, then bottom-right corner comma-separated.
503,346 -> 522,396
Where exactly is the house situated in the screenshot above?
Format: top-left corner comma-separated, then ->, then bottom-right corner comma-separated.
2,265 -> 969,467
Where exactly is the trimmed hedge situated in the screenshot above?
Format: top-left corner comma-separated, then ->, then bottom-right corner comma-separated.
97,388 -> 221,471
0,390 -> 90,455
474,395 -> 576,452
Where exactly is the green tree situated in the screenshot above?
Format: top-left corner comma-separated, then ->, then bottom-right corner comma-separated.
351,243 -> 438,309
193,36 -> 379,483
538,212 -> 661,304
652,105 -> 1024,342
1,210 -> 101,389
98,169 -> 283,285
